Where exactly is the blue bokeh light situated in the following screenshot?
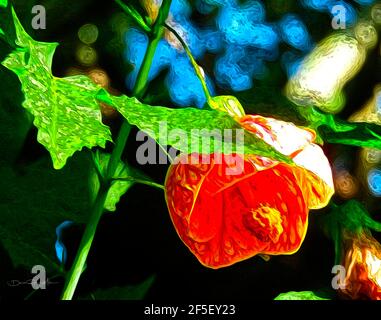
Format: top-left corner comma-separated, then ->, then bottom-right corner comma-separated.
170,0 -> 192,18
166,55 -> 215,107
123,0 -> 325,103
170,19 -> 206,59
281,51 -> 305,78
215,48 -> 253,91
217,2 -> 279,48
55,221 -> 74,265
328,1 -> 357,27
301,0 -> 332,11
214,45 -> 268,91
368,169 -> 381,197
353,0 -> 376,6
200,28 -> 224,53
125,28 -> 175,90
278,14 -> 312,51
196,0 -> 238,12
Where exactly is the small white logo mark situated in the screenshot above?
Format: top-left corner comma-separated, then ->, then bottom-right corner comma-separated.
31,5 -> 46,30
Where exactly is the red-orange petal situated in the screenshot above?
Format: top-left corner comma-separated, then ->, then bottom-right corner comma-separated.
165,153 -> 308,269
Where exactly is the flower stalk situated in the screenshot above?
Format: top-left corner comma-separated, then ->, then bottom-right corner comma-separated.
60,0 -> 173,300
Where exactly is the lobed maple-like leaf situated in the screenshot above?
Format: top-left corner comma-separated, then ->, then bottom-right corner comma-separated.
96,90 -> 292,164
1,8 -> 111,169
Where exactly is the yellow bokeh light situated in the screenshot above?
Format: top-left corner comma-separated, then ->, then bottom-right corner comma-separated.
286,33 -> 366,113
366,250 -> 381,288
334,170 -> 359,199
76,44 -> 98,66
349,85 -> 381,125
78,23 -> 99,45
354,21 -> 378,49
371,3 -> 381,25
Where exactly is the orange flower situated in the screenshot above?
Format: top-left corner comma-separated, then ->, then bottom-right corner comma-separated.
165,115 -> 334,268
340,231 -> 381,300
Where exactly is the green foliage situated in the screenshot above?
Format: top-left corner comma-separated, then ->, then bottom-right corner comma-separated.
96,90 -> 292,164
240,87 -> 381,150
1,8 -> 112,169
318,200 -> 381,264
0,1 -> 6,37
90,152 -> 151,212
209,95 -> 245,118
81,275 -> 155,300
322,201 -> 381,235
274,291 -> 329,300
1,35 -> 82,274
0,153 -> 93,274
298,107 -> 381,149
115,0 -> 151,33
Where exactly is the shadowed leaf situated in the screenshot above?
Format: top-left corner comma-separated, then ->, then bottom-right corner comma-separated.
81,275 -> 155,300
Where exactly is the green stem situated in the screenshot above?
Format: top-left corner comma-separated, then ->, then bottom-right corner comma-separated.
60,183 -> 109,300
60,0 -> 173,300
133,0 -> 173,96
164,22 -> 212,104
114,0 -> 152,33
91,151 -> 105,183
113,177 -> 164,190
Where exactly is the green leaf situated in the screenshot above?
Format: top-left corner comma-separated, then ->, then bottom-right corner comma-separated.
115,0 -> 151,33
0,53 -> 94,279
209,95 -> 246,118
0,152 -> 94,274
81,275 -> 155,300
0,0 -> 6,37
1,8 -> 112,169
318,200 -> 381,265
320,120 -> 381,148
90,153 -> 142,212
298,107 -> 381,149
96,91 -> 292,164
274,291 -> 329,300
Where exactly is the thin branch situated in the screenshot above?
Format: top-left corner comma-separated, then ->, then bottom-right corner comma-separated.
91,151 -> 105,184
113,177 -> 165,190
158,143 -> 175,164
114,0 -> 152,33
164,22 -> 213,104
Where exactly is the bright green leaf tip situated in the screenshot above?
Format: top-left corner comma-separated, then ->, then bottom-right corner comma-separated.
274,291 -> 329,300
299,106 -> 381,150
209,95 -> 246,119
1,8 -> 112,169
0,0 -> 7,36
